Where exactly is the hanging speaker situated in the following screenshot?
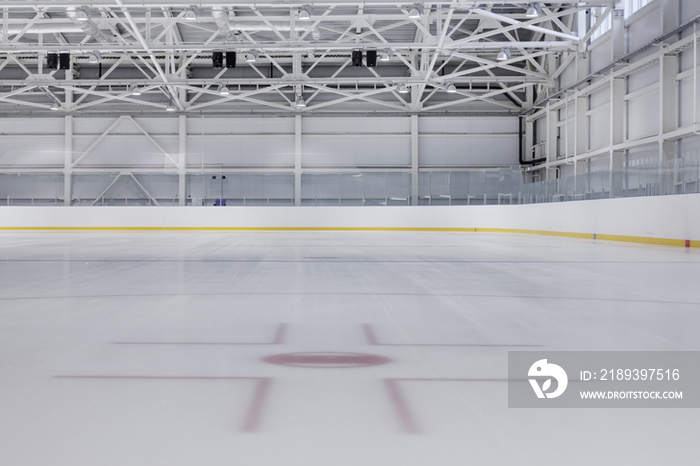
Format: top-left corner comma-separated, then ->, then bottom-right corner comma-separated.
59,53 -> 71,70
46,53 -> 58,70
212,51 -> 224,69
352,50 -> 363,67
226,51 -> 237,68
366,50 -> 377,67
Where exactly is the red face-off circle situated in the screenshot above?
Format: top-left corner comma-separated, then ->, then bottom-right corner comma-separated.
263,351 -> 391,368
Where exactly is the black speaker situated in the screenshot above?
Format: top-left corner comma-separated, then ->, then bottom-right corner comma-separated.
59,53 -> 71,70
352,50 -> 363,67
366,50 -> 377,67
46,53 -> 58,70
212,51 -> 223,69
226,51 -> 236,68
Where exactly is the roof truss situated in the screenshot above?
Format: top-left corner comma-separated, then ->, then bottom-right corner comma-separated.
0,1 -> 614,115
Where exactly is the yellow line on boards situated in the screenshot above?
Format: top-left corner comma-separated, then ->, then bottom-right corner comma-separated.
0,226 -> 476,232
0,226 -> 697,248
475,228 -> 594,240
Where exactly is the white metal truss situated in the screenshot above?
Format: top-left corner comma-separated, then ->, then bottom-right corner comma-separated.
0,1 -> 614,115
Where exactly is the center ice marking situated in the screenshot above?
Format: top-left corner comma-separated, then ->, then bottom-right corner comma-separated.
263,351 -> 391,368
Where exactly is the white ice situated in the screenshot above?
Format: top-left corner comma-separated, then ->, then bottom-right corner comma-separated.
0,231 -> 699,465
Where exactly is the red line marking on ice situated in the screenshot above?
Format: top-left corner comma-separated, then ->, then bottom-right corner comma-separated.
54,375 -> 273,433
361,323 -> 541,347
361,323 -> 380,345
384,379 -> 419,434
384,378 -> 524,435
242,378 -> 272,433
263,351 -> 391,368
272,323 -> 287,344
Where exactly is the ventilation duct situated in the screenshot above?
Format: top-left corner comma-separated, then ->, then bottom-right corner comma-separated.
3,24 -> 86,34
211,7 -> 235,41
66,8 -> 111,43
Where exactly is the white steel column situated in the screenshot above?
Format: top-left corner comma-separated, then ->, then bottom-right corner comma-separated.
294,115 -> 302,206
611,7 -> 625,62
660,54 -> 677,161
661,0 -> 679,40
575,96 -> 588,160
660,53 -> 677,194
524,86 -> 534,168
178,115 -> 186,206
546,102 -> 558,179
576,50 -> 590,82
609,2 -> 625,194
610,77 -> 625,195
574,95 -> 588,177
411,114 -> 419,205
63,115 -> 73,206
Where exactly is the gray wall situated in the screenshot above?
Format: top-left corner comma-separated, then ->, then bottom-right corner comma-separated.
0,115 -> 519,205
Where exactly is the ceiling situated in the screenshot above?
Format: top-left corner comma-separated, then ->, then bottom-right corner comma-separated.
0,1 -> 614,116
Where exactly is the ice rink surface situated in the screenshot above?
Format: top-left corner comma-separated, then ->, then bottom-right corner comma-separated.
1,231 -> 699,466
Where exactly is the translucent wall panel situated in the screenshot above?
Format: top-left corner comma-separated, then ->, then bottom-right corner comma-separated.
590,37 -> 613,71
0,117 -> 64,166
680,0 -> 700,22
72,174 -> 178,206
187,173 -> 294,206
627,3 -> 661,52
301,173 -> 411,206
0,174 -> 64,205
623,0 -> 658,19
418,169 -> 523,205
589,111 -> 611,151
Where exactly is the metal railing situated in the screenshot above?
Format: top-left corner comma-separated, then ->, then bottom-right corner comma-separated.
1,157 -> 698,206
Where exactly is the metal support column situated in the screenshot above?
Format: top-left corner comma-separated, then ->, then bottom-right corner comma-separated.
661,0 -> 679,40
294,115 -> 302,206
574,96 -> 588,192
63,115 -> 73,206
610,77 -> 625,195
660,54 -> 677,159
411,114 -> 419,205
178,115 -> 186,206
546,102 -> 558,180
611,7 -> 625,62
575,96 -> 588,163
524,86 -> 535,172
660,53 -> 678,193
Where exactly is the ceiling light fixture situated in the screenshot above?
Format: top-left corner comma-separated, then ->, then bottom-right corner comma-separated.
50,102 -> 60,111
246,51 -> 259,63
380,49 -> 393,61
446,83 -> 457,93
184,7 -> 199,21
128,84 -> 142,96
296,96 -> 306,107
525,3 -> 542,18
408,6 -> 422,19
397,83 -> 409,94
497,48 -> 511,61
312,28 -> 321,40
75,8 -> 89,22
88,51 -> 101,64
218,84 -> 230,95
299,6 -> 313,21
166,102 -> 176,112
